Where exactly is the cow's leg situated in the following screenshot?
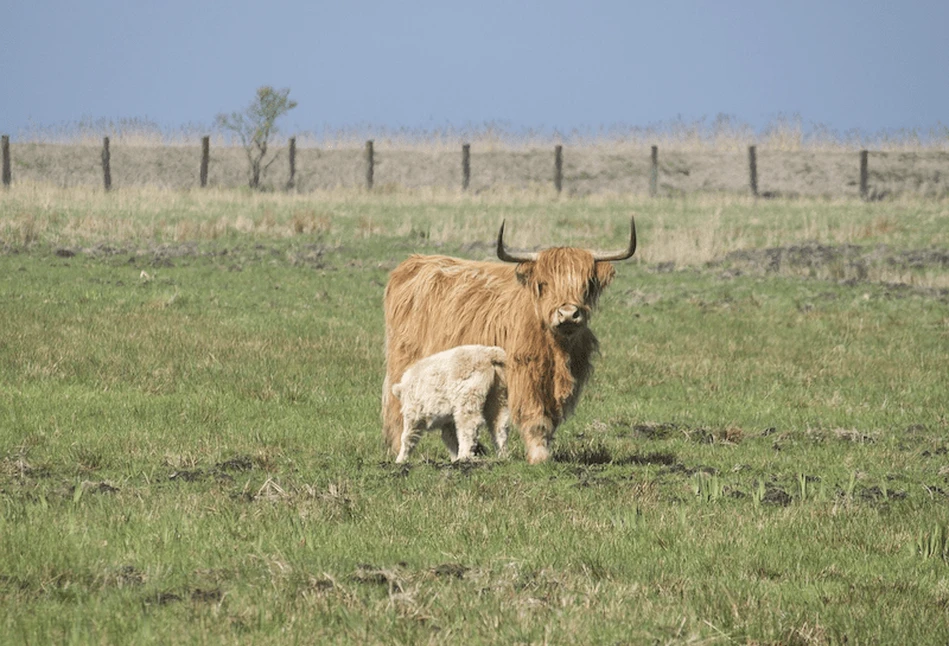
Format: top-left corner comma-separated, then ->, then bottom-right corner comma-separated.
492,406 -> 511,458
383,374 -> 405,455
482,381 -> 510,457
521,417 -> 554,465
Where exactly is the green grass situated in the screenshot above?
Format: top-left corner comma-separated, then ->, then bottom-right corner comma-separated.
1,187 -> 948,644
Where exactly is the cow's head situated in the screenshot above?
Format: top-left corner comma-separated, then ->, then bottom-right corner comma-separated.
497,217 -> 637,337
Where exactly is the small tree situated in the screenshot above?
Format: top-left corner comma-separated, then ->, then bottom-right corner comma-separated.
216,86 -> 297,190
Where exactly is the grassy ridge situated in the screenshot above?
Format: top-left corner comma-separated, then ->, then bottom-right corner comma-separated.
1,186 -> 948,643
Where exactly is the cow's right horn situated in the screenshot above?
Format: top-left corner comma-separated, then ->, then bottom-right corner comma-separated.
591,216 -> 637,262
496,220 -> 538,263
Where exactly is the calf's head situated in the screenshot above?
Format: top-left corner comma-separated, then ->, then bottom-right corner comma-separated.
497,217 -> 637,337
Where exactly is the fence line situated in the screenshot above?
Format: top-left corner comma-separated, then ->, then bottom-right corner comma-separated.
0,134 -> 909,200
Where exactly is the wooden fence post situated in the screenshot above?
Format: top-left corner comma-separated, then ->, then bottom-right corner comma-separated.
365,140 -> 374,190
462,143 -> 471,191
859,150 -> 869,200
650,145 -> 658,197
748,145 -> 758,197
1,135 -> 10,188
200,136 -> 210,188
101,137 -> 112,192
554,145 -> 563,193
287,137 -> 296,191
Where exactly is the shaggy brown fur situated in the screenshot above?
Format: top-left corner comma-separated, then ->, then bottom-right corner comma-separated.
383,244 -> 619,464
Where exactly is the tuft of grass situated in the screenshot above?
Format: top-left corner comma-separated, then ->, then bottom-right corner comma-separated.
692,471 -> 725,503
915,525 -> 949,562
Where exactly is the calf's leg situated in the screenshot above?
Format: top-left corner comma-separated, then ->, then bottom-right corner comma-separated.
440,423 -> 460,461
452,409 -> 484,462
396,418 -> 423,463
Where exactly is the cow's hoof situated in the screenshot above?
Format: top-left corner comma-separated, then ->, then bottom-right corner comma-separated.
527,444 -> 550,464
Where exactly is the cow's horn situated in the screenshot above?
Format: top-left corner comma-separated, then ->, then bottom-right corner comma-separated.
592,216 -> 637,262
496,220 -> 538,263
497,216 -> 637,263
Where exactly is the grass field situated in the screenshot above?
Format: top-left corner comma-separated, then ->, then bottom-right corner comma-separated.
1,184 -> 948,644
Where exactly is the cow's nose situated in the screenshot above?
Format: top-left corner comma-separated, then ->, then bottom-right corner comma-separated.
559,305 -> 584,324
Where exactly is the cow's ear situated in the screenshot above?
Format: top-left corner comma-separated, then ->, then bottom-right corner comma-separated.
594,262 -> 616,290
515,262 -> 534,287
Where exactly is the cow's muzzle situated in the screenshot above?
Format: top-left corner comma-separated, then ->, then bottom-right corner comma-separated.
552,304 -> 587,333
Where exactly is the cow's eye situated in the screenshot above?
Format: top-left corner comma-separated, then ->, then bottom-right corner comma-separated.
536,282 -> 546,297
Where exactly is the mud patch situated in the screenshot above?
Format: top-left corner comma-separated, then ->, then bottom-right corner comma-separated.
431,564 -> 469,579
190,587 -> 223,603
26,241 -> 339,272
216,455 -> 254,472
104,565 -> 146,589
168,469 -> 207,482
72,480 -> 120,496
857,485 -> 907,503
628,423 -> 679,441
0,455 -> 51,481
714,242 -> 949,294
720,242 -> 883,277
613,421 -> 745,445
350,565 -> 405,591
144,591 -> 183,606
167,454 -> 258,484
761,486 -> 793,506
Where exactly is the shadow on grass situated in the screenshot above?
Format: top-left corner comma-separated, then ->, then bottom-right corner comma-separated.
552,442 -> 677,467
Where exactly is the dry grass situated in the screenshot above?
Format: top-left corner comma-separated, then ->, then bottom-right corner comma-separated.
3,183 -> 947,289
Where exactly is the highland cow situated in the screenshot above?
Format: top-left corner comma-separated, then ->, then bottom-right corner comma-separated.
383,217 -> 636,464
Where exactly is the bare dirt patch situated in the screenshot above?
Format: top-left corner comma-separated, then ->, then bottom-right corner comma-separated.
712,242 -> 949,293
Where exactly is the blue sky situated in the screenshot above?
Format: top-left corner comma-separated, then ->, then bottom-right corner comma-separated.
4,1 -> 947,138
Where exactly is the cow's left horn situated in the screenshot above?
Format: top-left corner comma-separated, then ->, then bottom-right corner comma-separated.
496,220 -> 538,263
592,216 -> 637,262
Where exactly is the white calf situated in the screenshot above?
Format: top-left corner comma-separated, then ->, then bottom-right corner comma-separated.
391,345 -> 510,463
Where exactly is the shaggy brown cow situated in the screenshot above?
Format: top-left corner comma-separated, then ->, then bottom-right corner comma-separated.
383,217 -> 636,464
